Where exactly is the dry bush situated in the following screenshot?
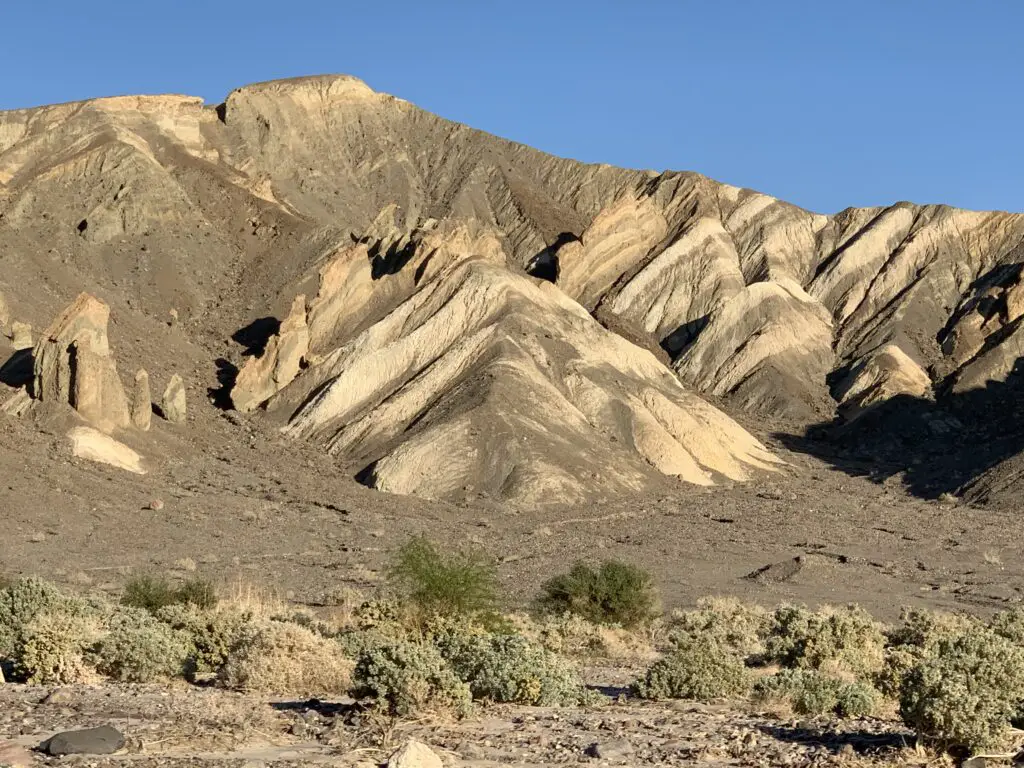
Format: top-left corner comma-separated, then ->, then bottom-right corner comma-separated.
764,604 -> 886,680
668,597 -> 770,659
351,637 -> 472,718
93,607 -> 191,683
18,611 -> 102,685
219,620 -> 353,695
508,611 -> 656,661
633,635 -> 750,701
753,669 -> 881,718
899,627 -> 1024,754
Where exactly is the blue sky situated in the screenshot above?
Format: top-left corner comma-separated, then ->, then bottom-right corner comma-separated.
3,1 -> 1021,214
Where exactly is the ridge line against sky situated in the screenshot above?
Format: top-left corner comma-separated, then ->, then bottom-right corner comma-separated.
3,0 -> 1022,215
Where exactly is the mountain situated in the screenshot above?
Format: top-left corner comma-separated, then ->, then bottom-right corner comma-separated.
2,74 -> 1023,504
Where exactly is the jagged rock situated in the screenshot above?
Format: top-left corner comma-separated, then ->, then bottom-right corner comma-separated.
161,374 -> 187,423
131,369 -> 152,430
32,294 -> 130,432
40,725 -> 125,756
68,426 -> 146,474
232,295 -> 309,412
388,739 -> 443,768
10,321 -> 32,350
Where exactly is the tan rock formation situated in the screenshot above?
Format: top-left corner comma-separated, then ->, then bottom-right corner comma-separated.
232,295 -> 309,412
131,369 -> 152,431
67,426 -> 146,474
32,294 -> 130,432
161,374 -> 187,423
833,344 -> 932,417
10,322 -> 32,351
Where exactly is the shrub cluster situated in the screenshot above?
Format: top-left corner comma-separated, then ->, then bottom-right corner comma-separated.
10,544 -> 1024,759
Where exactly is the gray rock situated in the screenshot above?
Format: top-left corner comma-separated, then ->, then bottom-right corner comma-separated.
40,725 -> 125,756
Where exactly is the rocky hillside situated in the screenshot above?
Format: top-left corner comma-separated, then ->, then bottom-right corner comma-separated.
2,74 -> 1022,503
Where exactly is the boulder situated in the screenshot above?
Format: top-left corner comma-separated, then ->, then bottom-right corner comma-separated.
68,426 -> 146,474
232,295 -> 309,412
388,739 -> 443,768
39,725 -> 125,756
32,293 -> 130,432
11,321 -> 32,351
161,373 -> 187,423
130,368 -> 152,430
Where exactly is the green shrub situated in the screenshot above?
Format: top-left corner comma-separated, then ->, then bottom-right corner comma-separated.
122,575 -> 178,613
155,604 -> 252,676
669,597 -> 770,658
352,638 -> 472,718
537,560 -> 657,629
763,605 -> 885,680
436,626 -> 589,706
175,578 -> 218,610
633,635 -> 749,701
122,575 -> 217,614
899,628 -> 1024,753
219,621 -> 353,695
388,537 -> 497,622
93,607 -> 191,682
753,669 -> 880,718
18,611 -> 101,685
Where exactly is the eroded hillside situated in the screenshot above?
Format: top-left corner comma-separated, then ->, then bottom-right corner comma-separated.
2,74 -> 1023,505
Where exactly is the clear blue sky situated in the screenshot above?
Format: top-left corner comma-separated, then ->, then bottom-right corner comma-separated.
3,1 -> 1021,214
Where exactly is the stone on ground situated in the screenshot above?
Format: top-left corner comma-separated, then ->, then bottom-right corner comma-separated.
68,426 -> 146,474
388,738 -> 444,768
39,725 -> 125,756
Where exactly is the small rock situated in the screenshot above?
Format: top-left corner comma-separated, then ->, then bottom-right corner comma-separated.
388,738 -> 444,768
0,740 -> 33,768
586,738 -> 635,761
161,373 -> 187,423
41,687 -> 76,705
40,725 -> 125,756
147,498 -> 165,511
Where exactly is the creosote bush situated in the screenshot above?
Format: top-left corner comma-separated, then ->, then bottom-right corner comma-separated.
388,537 -> 498,624
633,634 -> 749,701
18,611 -> 102,685
155,604 -> 253,677
537,560 -> 657,629
122,575 -> 218,614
